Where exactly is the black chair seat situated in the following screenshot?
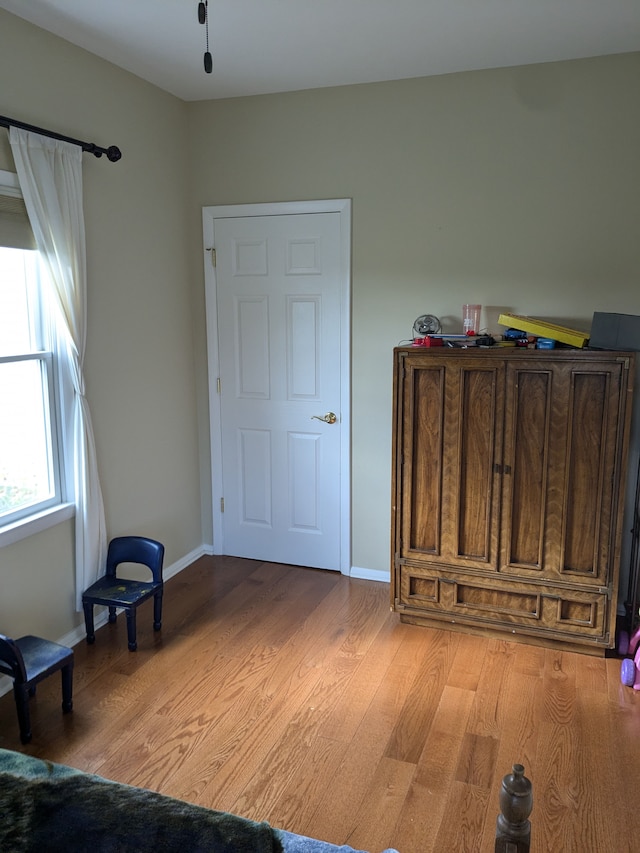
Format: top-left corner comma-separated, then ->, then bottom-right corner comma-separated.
0,633 -> 74,744
82,536 -> 165,652
13,635 -> 74,680
81,577 -> 161,609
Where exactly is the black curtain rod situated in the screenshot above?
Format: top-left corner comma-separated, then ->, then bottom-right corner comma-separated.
0,114 -> 121,162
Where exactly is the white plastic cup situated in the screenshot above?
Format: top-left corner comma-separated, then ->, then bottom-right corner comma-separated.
463,304 -> 481,336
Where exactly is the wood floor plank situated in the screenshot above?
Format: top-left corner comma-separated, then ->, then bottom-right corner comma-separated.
478,662 -> 539,853
492,647 -> 541,769
446,631 -> 487,691
534,720 -> 578,851
217,565 -> 341,658
384,628 -> 460,763
167,646 -> 328,810
341,756 -> 416,853
466,638 -> 517,738
1,555 -> 639,853
604,659 -> 640,847
299,657 -> 423,844
454,732 -> 498,789
270,735 -> 346,832
318,618 -> 408,744
572,689 -> 624,852
511,640 -> 546,678
96,645 -> 283,791
431,780 -> 490,853
540,648 -> 577,727
572,648 -> 608,695
229,651 -> 365,821
393,684 -> 475,853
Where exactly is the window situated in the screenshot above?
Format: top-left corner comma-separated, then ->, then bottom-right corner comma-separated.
0,174 -> 65,529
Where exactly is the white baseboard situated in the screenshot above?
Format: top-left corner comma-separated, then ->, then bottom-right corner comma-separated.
349,565 -> 390,583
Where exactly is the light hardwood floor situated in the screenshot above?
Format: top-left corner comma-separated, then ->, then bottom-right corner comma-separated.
1,556 -> 639,852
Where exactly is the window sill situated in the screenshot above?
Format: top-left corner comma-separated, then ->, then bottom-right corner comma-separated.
0,503 -> 75,548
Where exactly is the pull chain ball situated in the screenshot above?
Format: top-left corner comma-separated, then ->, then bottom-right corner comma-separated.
198,1 -> 213,73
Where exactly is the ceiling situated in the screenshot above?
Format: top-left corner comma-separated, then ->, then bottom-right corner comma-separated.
1,0 -> 639,102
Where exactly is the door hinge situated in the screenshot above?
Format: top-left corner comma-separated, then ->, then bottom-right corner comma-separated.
217,377 -> 221,394
207,247 -> 216,267
220,497 -> 224,512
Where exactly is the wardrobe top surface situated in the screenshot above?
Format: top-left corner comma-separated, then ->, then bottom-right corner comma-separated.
395,346 -> 635,361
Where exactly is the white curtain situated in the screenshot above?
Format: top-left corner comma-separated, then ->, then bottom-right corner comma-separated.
10,127 -> 107,609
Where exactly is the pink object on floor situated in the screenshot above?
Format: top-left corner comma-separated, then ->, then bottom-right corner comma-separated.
634,647 -> 640,691
629,625 -> 640,657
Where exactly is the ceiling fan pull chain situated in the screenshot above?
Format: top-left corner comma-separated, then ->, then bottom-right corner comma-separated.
198,1 -> 213,73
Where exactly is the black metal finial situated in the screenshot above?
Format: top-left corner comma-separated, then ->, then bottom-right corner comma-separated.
106,146 -> 123,163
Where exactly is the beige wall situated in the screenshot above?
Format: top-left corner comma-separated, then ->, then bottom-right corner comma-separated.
186,52 -> 640,577
0,10 -> 203,639
1,5 -> 639,643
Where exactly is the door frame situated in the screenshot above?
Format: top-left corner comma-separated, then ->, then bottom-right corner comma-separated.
202,199 -> 352,574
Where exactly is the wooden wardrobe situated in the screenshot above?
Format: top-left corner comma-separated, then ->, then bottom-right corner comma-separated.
391,346 -> 635,654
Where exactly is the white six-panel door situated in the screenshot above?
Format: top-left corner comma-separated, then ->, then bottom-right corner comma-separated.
203,201 -> 351,571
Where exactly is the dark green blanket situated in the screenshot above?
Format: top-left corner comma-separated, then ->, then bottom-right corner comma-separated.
0,749 -> 282,853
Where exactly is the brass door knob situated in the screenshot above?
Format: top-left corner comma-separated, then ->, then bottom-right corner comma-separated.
311,412 -> 337,424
